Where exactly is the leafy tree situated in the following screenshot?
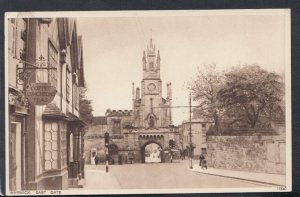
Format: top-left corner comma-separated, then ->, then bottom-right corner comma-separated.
217,65 -> 284,129
188,63 -> 224,132
79,87 -> 94,126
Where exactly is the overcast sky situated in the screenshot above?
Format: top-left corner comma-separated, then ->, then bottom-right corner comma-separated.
76,10 -> 289,125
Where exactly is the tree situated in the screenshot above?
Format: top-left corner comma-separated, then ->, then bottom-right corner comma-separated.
79,87 -> 94,126
188,63 -> 224,132
217,65 -> 284,129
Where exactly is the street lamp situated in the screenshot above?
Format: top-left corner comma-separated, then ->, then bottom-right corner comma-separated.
189,93 -> 193,169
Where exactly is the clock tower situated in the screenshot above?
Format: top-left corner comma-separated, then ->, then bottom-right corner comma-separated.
132,37 -> 172,129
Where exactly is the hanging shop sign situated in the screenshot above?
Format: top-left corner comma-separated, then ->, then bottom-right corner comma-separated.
26,83 -> 57,105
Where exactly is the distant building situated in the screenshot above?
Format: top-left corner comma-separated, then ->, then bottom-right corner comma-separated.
85,38 -> 179,163
179,119 -> 213,158
8,18 -> 86,190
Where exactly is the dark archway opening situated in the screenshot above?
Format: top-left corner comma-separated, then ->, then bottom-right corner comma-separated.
108,144 -> 118,165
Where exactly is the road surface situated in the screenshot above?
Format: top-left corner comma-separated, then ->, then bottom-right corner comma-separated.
82,160 -> 267,189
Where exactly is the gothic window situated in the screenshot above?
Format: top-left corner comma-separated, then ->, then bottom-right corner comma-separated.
149,116 -> 155,128
48,41 -> 58,88
44,122 -> 59,170
113,120 -> 121,134
136,110 -> 140,125
149,62 -> 154,71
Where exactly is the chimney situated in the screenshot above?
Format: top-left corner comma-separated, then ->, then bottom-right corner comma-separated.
132,82 -> 135,99
136,87 -> 140,100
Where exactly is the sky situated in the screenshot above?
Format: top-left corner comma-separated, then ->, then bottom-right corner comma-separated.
76,10 -> 289,125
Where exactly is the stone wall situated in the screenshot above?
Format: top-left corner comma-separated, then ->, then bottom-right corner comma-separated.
206,130 -> 285,174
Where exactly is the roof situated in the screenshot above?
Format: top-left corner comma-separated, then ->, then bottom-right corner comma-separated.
66,112 -> 86,126
42,103 -> 66,119
77,35 -> 85,87
182,118 -> 214,124
93,116 -> 107,125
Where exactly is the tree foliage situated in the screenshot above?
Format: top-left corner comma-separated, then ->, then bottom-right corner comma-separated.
79,87 -> 94,126
188,64 -> 284,132
188,63 -> 224,131
217,65 -> 284,128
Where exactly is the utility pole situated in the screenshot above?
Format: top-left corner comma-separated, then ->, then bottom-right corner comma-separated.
152,93 -> 197,169
189,93 -> 193,169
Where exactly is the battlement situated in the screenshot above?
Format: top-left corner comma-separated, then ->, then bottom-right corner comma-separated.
105,109 -> 133,117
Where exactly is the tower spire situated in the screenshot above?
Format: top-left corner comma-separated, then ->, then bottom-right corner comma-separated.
150,28 -> 153,49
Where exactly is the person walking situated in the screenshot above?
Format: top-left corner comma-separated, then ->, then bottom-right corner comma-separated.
94,155 -> 99,165
199,153 -> 205,167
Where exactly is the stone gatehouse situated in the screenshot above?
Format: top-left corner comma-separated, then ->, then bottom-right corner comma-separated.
84,38 -> 179,164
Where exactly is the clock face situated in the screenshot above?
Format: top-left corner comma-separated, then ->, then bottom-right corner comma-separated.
147,83 -> 156,91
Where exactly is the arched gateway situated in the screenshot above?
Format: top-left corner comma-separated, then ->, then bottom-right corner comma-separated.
141,141 -> 163,163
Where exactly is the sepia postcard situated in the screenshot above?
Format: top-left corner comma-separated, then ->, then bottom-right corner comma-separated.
5,9 -> 291,195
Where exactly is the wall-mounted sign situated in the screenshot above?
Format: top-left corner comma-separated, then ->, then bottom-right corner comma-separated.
26,83 -> 57,105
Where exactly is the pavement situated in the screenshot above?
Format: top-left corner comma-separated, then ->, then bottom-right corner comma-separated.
83,165 -> 121,189
190,164 -> 286,187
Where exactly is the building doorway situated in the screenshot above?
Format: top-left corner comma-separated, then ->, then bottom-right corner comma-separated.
9,122 -> 22,191
142,142 -> 162,163
108,144 -> 119,164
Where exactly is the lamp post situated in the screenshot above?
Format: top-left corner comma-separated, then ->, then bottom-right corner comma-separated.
189,93 -> 193,169
105,131 -> 109,173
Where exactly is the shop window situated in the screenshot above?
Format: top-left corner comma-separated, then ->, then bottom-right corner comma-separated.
44,122 -> 59,170
69,133 -> 73,162
48,41 -> 58,88
60,123 -> 67,168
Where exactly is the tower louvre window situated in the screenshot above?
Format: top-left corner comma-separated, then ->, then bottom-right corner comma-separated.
149,62 -> 154,70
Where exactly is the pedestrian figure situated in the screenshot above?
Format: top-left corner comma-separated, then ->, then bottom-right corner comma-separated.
94,155 -> 99,165
128,152 -> 134,164
199,153 -> 205,167
202,159 -> 207,169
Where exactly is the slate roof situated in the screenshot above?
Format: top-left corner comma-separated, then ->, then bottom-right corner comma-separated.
93,116 -> 107,125
66,112 -> 86,126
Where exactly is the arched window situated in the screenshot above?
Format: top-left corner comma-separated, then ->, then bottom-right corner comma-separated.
149,116 -> 155,128
149,62 -> 154,70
